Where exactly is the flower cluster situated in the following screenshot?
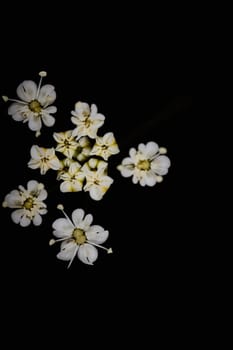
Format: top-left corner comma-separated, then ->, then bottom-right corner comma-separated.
2,71 -> 171,267
27,101 -> 120,201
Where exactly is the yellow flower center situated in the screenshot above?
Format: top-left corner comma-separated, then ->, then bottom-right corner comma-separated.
137,159 -> 150,170
29,100 -> 42,113
24,197 -> 34,209
72,228 -> 86,244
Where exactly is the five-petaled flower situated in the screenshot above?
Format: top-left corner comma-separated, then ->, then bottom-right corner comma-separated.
28,145 -> 62,175
2,180 -> 48,227
50,205 -> 112,267
117,141 -> 171,186
2,71 -> 57,137
71,102 -> 105,140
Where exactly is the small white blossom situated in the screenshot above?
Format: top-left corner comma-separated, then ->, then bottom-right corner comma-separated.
71,102 -> 105,140
117,141 -> 171,186
82,159 -> 114,200
50,205 -> 112,267
2,180 -> 47,227
2,71 -> 57,137
59,161 -> 85,192
90,132 -> 120,160
53,130 -> 79,158
28,145 -> 62,175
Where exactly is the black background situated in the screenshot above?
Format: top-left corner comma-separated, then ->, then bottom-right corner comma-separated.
0,7 -> 193,342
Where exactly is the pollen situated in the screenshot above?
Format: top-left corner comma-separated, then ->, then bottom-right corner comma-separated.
72,228 -> 86,245
29,100 -> 42,113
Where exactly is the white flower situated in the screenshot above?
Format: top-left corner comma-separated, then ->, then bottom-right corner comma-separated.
2,71 -> 57,137
2,180 -> 47,227
117,141 -> 171,186
82,159 -> 114,200
28,145 -> 62,175
50,205 -> 112,267
71,102 -> 105,140
90,132 -> 120,160
59,161 -> 85,192
53,130 -> 79,159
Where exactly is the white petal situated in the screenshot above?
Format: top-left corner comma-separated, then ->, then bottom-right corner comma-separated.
33,214 -> 42,226
41,113 -> 55,127
4,191 -> 23,207
78,244 -> 98,265
8,103 -> 28,121
138,143 -> 146,153
20,215 -> 31,227
119,166 -> 134,178
27,180 -> 39,192
30,145 -> 41,159
11,209 -> 24,223
145,141 -> 159,158
122,157 -> 134,165
57,241 -> 77,261
60,181 -> 73,193
80,214 -> 93,230
144,171 -> 157,186
28,115 -> 42,131
52,218 -> 73,237
48,157 -> 62,170
16,80 -> 37,102
86,225 -> 109,244
89,186 -> 104,201
37,189 -> 47,201
38,84 -> 56,107
72,209 -> 85,227
44,106 -> 57,114
151,155 -> 171,175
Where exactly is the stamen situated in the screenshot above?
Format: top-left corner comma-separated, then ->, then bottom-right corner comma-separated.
159,147 -> 167,154
36,71 -> 47,99
39,71 -> 47,77
156,175 -> 163,183
38,183 -> 44,190
67,246 -> 79,269
49,237 -> 69,245
87,240 -> 112,253
57,204 -> 74,227
2,95 -> 27,104
36,131 -> 41,137
49,239 -> 56,246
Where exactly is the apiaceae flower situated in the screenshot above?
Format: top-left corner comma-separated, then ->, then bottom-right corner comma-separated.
2,71 -> 57,137
117,141 -> 171,186
50,205 -> 112,267
2,180 -> 47,227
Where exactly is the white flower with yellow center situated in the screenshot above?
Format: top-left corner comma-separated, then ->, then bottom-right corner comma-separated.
2,71 -> 57,137
71,102 -> 105,140
117,141 -> 171,186
53,130 -> 79,159
82,159 -> 114,200
90,132 -> 120,160
28,145 -> 62,175
50,205 -> 112,267
2,180 -> 47,227
59,161 -> 85,192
